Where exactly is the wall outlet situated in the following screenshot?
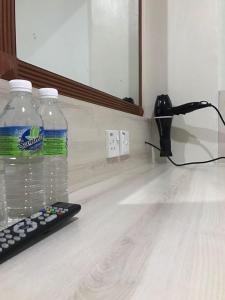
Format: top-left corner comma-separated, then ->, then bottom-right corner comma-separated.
106,130 -> 120,158
120,130 -> 129,155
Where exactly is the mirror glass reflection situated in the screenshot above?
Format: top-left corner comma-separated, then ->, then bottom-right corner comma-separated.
16,0 -> 140,104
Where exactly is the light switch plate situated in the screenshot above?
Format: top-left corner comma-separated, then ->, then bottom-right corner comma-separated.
105,130 -> 120,158
120,130 -> 129,155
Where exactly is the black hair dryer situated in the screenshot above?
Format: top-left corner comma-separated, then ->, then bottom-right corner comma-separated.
154,95 -> 212,157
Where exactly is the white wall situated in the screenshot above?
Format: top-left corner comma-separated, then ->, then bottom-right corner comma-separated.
142,0 -> 221,161
167,0 -> 219,161
218,91 -> 225,156
142,0 -> 168,119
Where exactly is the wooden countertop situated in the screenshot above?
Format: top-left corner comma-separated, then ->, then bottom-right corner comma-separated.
1,164 -> 225,300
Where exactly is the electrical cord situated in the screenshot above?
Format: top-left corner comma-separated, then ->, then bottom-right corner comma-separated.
145,103 -> 225,166
209,104 -> 225,126
145,142 -> 225,166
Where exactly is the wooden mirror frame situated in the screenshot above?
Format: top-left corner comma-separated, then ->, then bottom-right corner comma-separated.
0,0 -> 143,116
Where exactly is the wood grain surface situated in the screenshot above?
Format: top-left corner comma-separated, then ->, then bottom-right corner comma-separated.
1,164 -> 225,300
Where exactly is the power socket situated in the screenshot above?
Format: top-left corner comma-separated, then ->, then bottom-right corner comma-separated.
105,130 -> 120,158
120,130 -> 129,156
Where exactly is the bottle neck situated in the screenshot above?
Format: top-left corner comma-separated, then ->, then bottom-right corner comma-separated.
3,90 -> 42,127
40,98 -> 57,105
10,91 -> 33,106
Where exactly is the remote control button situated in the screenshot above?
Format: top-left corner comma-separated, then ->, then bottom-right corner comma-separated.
18,222 -> 25,226
14,236 -> 21,242
5,234 -> 13,239
45,214 -> 57,223
61,210 -> 66,214
25,219 -> 32,225
13,225 -> 25,234
0,232 -> 5,237
40,221 -> 46,226
64,209 -> 69,212
38,216 -> 44,220
13,225 -> 19,233
8,240 -> 15,245
2,243 -> 9,249
19,233 -> 26,238
0,238 -> 6,243
44,213 -> 49,217
31,212 -> 42,219
26,222 -> 38,233
40,208 -> 46,213
3,229 -> 10,234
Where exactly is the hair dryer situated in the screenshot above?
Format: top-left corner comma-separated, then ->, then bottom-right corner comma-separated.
154,95 -> 212,157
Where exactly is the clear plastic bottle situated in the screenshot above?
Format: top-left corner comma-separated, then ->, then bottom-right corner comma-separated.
38,88 -> 68,205
0,80 -> 45,224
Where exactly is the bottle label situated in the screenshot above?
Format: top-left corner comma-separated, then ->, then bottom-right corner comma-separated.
0,126 -> 44,156
43,129 -> 68,156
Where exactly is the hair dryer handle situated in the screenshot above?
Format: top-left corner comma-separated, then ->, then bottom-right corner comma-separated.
155,117 -> 173,157
172,101 -> 211,115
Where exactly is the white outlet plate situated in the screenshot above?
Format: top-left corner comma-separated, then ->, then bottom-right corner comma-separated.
106,130 -> 120,158
120,130 -> 129,156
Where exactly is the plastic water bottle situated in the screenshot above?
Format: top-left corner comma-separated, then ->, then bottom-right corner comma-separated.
0,80 -> 45,225
38,88 -> 68,205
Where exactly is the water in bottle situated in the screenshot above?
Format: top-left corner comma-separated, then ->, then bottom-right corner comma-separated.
38,88 -> 68,205
0,80 -> 45,224
0,160 -> 7,228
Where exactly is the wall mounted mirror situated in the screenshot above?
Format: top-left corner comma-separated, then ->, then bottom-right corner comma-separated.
0,0 -> 143,116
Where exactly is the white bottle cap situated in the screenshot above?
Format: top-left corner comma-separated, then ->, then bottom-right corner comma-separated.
39,88 -> 58,99
9,79 -> 32,93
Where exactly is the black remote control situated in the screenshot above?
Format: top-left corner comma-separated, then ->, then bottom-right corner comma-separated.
0,202 -> 81,264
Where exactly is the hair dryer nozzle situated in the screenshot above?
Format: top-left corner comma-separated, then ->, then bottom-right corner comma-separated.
154,95 -> 173,157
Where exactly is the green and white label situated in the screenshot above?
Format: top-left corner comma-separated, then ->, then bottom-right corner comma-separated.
0,126 -> 44,156
42,129 -> 68,156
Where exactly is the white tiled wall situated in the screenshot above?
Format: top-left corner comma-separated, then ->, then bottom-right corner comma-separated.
0,79 -> 152,192
218,91 -> 225,157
